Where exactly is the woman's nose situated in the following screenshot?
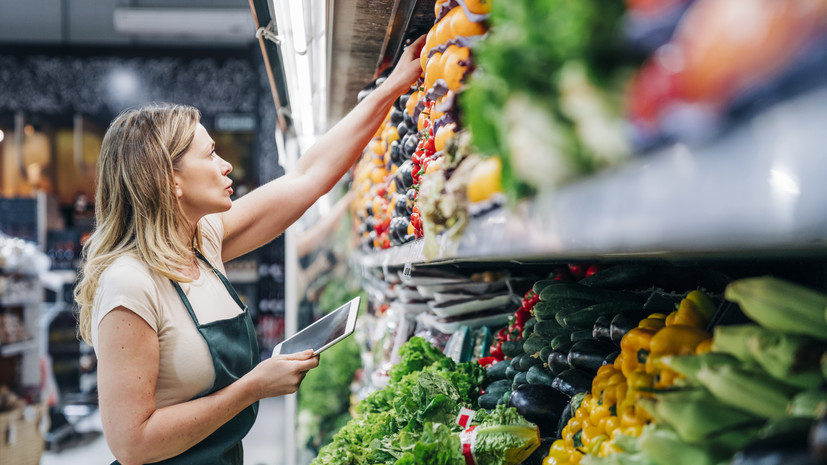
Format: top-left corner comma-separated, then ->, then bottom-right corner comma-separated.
219,156 -> 232,175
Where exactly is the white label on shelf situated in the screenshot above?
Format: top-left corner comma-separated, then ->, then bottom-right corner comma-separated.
382,255 -> 391,282
401,262 -> 412,281
7,419 -> 17,445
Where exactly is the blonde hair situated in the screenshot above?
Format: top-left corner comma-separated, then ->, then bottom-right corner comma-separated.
75,103 -> 203,344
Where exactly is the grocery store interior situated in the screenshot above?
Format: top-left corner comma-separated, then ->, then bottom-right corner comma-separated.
2,1 -> 827,465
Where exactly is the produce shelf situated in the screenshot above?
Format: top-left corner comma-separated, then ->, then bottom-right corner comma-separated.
357,85 -> 827,268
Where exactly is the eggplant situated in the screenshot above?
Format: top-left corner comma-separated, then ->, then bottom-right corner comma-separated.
508,383 -> 570,438
402,133 -> 418,157
397,120 -> 410,139
731,428 -> 816,465
811,416 -> 827,463
547,341 -> 575,376
592,314 -> 613,342
556,402 -> 572,440
389,106 -> 403,126
567,340 -> 617,374
604,351 -> 620,366
389,139 -> 405,166
552,368 -> 593,398
610,312 -> 639,347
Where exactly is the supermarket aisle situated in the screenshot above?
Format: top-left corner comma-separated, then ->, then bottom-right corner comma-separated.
40,396 -> 287,465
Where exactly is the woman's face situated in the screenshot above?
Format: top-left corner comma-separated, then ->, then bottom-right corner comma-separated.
174,123 -> 234,223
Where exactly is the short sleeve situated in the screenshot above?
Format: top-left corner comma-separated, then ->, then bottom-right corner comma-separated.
199,214 -> 226,271
91,257 -> 161,348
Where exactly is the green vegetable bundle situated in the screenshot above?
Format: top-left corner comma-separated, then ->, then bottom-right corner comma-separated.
312,337 -> 540,465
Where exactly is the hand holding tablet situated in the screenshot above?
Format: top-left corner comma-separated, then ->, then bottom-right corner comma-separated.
272,296 -> 360,356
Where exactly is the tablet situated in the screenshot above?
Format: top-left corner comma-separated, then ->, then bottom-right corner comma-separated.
272,296 -> 360,356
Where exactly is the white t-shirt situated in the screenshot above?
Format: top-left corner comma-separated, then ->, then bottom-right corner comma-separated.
91,214 -> 244,408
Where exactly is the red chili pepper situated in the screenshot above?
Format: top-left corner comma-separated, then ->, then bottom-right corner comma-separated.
568,264 -> 588,280
477,356 -> 498,367
585,265 -> 605,277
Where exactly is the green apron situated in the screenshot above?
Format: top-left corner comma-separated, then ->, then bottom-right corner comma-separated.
113,250 -> 260,465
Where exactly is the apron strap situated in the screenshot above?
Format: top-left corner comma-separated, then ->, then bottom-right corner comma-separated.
170,250 -> 247,326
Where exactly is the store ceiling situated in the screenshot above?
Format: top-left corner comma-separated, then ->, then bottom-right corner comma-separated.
0,0 -> 434,125
0,0 -> 257,48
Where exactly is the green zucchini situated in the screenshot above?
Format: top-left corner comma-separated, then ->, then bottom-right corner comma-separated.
523,334 -> 551,356
540,282 -> 642,304
505,365 -> 518,380
535,296 -> 594,320
501,340 -> 525,357
526,365 -> 555,387
502,389 -> 513,405
578,264 -> 653,290
486,359 -> 510,381
557,301 -> 643,330
534,319 -> 569,338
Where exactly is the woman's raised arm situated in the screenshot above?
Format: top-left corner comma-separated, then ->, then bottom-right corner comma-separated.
219,35 -> 425,262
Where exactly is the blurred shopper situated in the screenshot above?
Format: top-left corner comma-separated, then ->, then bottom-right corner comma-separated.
73,36 -> 425,465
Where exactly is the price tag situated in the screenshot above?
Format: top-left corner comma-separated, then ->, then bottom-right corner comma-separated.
455,407 -> 476,429
401,262 -> 412,282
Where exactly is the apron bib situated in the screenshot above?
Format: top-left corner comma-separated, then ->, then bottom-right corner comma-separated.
113,250 -> 259,465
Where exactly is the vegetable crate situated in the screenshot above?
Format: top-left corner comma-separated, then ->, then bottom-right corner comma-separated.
0,403 -> 48,465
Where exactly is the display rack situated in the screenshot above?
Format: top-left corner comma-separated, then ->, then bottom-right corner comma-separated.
357,84 -> 827,268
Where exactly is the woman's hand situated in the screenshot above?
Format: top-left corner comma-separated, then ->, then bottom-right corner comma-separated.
244,349 -> 320,399
383,35 -> 427,96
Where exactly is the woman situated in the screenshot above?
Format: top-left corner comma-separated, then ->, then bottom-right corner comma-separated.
74,37 -> 425,465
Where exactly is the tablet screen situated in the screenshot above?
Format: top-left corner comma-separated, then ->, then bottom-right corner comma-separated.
276,296 -> 359,355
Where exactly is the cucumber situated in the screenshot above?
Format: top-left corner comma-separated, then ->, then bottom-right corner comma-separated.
540,282 -> 643,304
535,297 -> 593,320
578,264 -> 653,290
519,353 -> 544,371
550,334 -> 571,350
501,340 -> 525,357
502,389 -> 513,405
505,365 -> 518,380
539,346 -> 553,364
522,317 -> 537,338
552,368 -> 593,398
478,393 -> 500,410
532,279 -> 562,295
557,301 -> 643,330
526,364 -> 555,387
512,371 -> 529,390
523,334 -> 551,356
534,319 -> 569,338
484,379 -> 513,398
511,354 -> 527,372
567,340 -> 618,374
487,360 -> 510,381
